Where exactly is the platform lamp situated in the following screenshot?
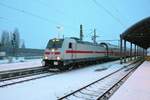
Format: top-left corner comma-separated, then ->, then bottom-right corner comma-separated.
56,26 -> 63,39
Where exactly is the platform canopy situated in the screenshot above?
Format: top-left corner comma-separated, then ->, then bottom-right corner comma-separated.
121,17 -> 150,49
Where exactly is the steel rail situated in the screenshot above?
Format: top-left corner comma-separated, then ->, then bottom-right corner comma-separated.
58,59 -> 142,100
0,66 -> 48,82
0,72 -> 57,87
97,60 -> 143,100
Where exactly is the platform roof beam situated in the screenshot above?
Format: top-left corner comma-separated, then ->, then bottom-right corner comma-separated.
119,17 -> 150,63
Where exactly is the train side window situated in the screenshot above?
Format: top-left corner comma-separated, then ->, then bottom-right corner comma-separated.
69,42 -> 72,49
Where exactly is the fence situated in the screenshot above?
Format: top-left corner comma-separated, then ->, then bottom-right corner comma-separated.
0,47 -> 44,58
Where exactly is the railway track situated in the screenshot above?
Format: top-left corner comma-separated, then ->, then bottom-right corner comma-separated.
0,60 -> 119,85
0,60 -> 118,87
0,72 -> 57,87
0,67 -> 48,82
0,66 -> 57,87
58,59 -> 143,100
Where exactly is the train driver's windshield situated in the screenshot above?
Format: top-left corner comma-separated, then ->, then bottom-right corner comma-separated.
46,38 -> 63,49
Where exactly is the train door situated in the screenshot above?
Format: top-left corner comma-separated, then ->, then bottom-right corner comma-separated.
68,42 -> 76,59
68,42 -> 73,59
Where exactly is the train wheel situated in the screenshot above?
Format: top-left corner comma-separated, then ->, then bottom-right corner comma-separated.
58,66 -> 69,71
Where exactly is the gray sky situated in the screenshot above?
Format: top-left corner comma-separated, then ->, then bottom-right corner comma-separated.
0,0 -> 150,49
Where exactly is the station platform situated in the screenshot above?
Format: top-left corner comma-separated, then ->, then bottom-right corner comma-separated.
110,61 -> 150,100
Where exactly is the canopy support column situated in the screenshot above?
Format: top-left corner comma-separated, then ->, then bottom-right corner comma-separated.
130,42 -> 132,61
134,44 -> 136,60
124,40 -> 127,63
120,35 -> 123,64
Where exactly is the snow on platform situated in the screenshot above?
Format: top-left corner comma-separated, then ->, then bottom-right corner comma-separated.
0,60 -> 130,100
110,61 -> 150,100
0,59 -> 42,72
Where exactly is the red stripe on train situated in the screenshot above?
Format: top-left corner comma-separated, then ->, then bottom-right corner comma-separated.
65,50 -> 108,54
45,52 -> 61,55
45,50 -> 121,55
55,52 -> 61,55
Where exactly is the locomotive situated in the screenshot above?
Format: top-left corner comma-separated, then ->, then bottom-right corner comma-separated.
42,37 -> 123,70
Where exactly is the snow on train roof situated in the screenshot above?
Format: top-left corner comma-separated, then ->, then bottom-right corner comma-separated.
100,42 -> 119,48
70,37 -> 101,46
50,37 -> 119,48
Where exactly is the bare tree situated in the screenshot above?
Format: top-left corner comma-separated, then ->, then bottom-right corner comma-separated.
13,28 -> 20,48
20,39 -> 26,48
1,28 -> 25,49
1,30 -> 11,48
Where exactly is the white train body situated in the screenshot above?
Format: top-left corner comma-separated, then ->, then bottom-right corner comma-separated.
43,37 -> 120,70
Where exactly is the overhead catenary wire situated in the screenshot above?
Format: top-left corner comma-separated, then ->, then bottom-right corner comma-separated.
35,0 -> 65,15
0,15 -> 78,37
0,16 -> 18,23
0,16 -> 24,27
0,2 -> 78,32
92,0 -> 126,27
0,2 -> 57,23
0,16 -> 8,21
108,1 -> 129,22
1,1 -> 125,37
33,0 -> 78,31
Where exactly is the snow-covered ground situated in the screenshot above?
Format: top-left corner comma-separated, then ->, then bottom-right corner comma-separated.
0,57 -> 42,64
0,59 -> 42,72
0,57 -> 27,64
109,61 -> 150,100
0,60 -> 131,100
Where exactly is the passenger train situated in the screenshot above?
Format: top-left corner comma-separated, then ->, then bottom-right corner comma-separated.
42,37 -> 127,70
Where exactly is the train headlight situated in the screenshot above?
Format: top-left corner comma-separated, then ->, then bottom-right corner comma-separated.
56,56 -> 61,60
51,49 -> 55,52
44,56 -> 48,59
